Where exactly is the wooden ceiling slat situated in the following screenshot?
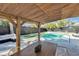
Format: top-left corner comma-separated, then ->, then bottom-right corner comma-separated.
35,4 -> 50,20
62,4 -> 78,19
0,4 -> 10,11
0,3 -> 79,24
36,4 -> 70,20
0,10 -> 39,24
24,9 -> 43,19
18,4 -> 37,16
36,4 -> 68,11
33,15 -> 48,22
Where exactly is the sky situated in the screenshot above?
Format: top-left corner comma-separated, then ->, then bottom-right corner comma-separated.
66,17 -> 79,23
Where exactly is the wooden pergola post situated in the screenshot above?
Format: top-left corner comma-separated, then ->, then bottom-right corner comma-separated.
38,22 -> 41,43
34,22 -> 41,53
16,17 -> 21,54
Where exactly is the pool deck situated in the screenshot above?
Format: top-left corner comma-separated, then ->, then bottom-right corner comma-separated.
12,41 -> 57,56
1,31 -> 79,56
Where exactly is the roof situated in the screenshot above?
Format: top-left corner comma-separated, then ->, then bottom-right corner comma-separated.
0,3 -> 79,24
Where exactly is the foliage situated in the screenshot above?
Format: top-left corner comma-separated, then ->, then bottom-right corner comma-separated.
42,19 -> 70,31
57,20 -> 69,28
32,24 -> 37,28
46,23 -> 57,30
72,26 -> 79,33
0,20 -> 9,28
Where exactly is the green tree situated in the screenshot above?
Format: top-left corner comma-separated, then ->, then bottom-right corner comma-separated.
0,20 -> 9,27
45,23 -> 57,31
57,20 -> 69,28
41,19 -> 70,31
72,26 -> 79,33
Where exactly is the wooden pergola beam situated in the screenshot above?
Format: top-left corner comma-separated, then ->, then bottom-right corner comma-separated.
21,18 -> 39,25
0,11 -> 39,25
7,17 -> 17,26
0,12 -> 17,26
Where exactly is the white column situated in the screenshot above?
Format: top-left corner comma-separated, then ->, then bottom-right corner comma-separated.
9,22 -> 14,34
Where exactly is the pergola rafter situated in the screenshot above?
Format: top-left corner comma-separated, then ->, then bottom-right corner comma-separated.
0,10 -> 39,26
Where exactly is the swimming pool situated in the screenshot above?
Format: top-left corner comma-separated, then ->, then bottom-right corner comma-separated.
42,33 -> 64,40
41,32 -> 70,45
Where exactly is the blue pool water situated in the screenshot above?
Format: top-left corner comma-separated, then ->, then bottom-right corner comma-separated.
41,33 -> 69,45
21,33 -> 66,44
42,33 -> 63,40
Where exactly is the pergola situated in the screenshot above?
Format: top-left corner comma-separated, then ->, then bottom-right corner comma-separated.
0,3 -> 79,55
